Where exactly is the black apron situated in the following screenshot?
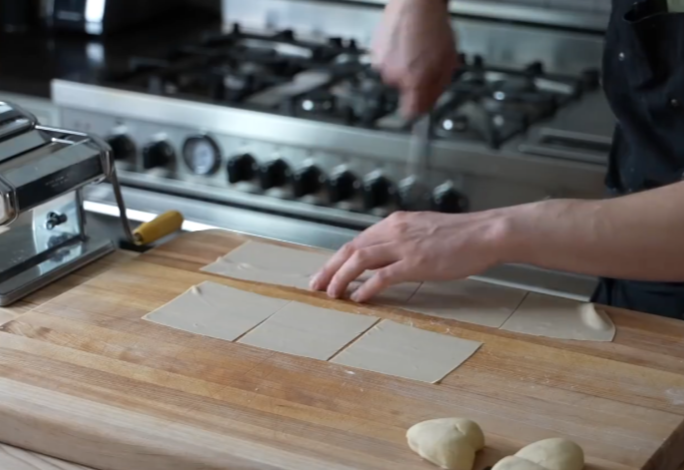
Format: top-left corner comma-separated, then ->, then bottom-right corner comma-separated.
591,0 -> 684,319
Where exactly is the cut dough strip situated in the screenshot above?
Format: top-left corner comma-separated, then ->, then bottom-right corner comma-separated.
144,282 -> 480,383
500,293 -> 616,342
143,281 -> 290,342
399,279 -> 527,328
331,320 -> 482,383
238,301 -> 379,360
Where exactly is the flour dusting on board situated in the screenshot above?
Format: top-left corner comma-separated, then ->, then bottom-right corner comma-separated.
665,388 -> 684,405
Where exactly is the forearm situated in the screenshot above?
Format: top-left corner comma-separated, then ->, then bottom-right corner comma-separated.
497,181 -> 684,281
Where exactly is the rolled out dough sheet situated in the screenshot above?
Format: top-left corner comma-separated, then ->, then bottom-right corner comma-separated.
238,302 -> 379,360
202,241 -> 422,303
202,241 -> 332,289
143,281 -> 290,341
201,241 -> 332,289
349,272 -> 422,306
401,279 -> 527,328
500,293 -> 616,341
201,261 -> 315,289
331,320 -> 482,383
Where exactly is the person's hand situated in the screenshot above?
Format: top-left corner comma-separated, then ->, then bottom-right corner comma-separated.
309,210 -> 511,302
372,0 -> 458,118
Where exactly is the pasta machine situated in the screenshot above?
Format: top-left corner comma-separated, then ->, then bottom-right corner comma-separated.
0,101 -> 183,306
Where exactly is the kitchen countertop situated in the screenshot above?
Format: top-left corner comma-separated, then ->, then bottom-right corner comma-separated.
0,9 -> 222,98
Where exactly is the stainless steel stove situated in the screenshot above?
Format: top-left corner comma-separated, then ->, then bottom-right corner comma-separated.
52,0 -> 616,299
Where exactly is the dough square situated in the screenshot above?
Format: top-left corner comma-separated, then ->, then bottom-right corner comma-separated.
331,320 -> 482,383
237,302 -> 379,360
402,279 -> 527,328
500,293 -> 616,341
349,273 -> 422,306
143,281 -> 290,341
201,241 -> 332,289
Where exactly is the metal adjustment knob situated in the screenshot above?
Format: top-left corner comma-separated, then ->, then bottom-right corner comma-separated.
258,158 -> 291,190
363,173 -> 394,210
142,140 -> 174,170
431,183 -> 468,213
106,134 -> 136,161
327,169 -> 357,203
227,153 -> 256,184
292,165 -> 323,198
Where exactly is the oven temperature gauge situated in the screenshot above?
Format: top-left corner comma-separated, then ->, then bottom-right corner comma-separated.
182,135 -> 221,175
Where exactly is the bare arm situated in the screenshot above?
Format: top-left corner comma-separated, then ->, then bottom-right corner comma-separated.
311,181 -> 684,302
503,181 -> 684,281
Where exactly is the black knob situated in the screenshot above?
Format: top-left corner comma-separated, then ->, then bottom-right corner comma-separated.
431,184 -> 468,213
227,153 -> 256,184
398,178 -> 430,211
278,29 -> 295,41
581,68 -> 600,91
457,52 -> 468,67
472,55 -> 484,69
142,140 -> 174,170
327,170 -> 357,203
293,165 -> 323,198
259,158 -> 290,190
526,61 -> 544,76
106,134 -> 136,161
363,174 -> 394,210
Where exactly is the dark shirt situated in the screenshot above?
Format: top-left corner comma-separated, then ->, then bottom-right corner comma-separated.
591,0 -> 684,318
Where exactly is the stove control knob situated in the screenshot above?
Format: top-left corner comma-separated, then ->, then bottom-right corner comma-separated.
363,174 -> 394,210
142,140 -> 174,170
293,165 -> 323,198
227,153 -> 256,183
259,158 -> 291,190
398,178 -> 430,211
106,134 -> 136,161
431,183 -> 468,213
581,68 -> 601,91
327,169 -> 357,203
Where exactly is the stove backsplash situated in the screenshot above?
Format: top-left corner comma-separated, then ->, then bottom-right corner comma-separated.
221,0 -> 605,76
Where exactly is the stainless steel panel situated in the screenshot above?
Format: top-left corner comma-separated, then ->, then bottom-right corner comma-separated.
52,80 -> 608,213
222,0 -> 609,47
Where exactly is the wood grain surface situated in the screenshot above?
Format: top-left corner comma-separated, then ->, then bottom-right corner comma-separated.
0,230 -> 683,470
0,444 -> 89,470
0,251 -> 137,470
0,251 -> 137,325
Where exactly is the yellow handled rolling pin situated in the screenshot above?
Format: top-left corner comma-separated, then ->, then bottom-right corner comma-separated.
132,210 -> 184,246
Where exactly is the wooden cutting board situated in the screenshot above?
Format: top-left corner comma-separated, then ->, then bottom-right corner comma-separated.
1,230 -> 684,470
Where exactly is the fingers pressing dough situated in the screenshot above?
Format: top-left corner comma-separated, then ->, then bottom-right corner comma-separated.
406,418 -> 485,470
492,438 -> 584,470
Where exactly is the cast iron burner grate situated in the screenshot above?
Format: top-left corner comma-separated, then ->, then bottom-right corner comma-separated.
108,26 -> 600,149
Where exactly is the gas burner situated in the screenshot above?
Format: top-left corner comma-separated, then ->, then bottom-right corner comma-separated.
284,65 -> 399,127
436,99 -> 520,148
490,76 -> 538,99
425,60 -> 591,147
298,90 -> 337,113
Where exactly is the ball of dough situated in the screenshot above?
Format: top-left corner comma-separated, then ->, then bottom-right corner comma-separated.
492,438 -> 584,470
406,417 -> 485,470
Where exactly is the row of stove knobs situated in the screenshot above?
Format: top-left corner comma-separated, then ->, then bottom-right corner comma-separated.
107,134 -> 468,213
